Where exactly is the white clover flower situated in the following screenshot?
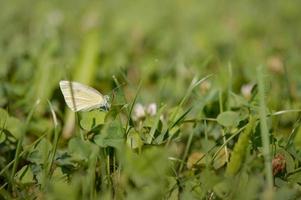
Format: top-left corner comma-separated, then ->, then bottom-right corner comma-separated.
132,103 -> 146,121
241,83 -> 254,99
146,103 -> 157,116
132,102 -> 160,121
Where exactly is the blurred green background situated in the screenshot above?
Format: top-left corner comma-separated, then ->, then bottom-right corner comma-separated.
1,0 -> 301,114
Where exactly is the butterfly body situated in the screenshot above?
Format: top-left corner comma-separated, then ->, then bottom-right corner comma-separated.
59,80 -> 110,112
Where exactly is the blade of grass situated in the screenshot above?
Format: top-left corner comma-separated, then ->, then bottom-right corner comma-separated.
178,123 -> 197,173
165,107 -> 192,146
170,107 -> 192,130
47,101 -> 60,177
212,124 -> 248,160
112,75 -> 127,106
105,148 -> 113,196
0,183 -> 8,192
219,89 -> 229,163
257,66 -> 273,196
285,115 -> 301,149
270,109 -> 301,116
125,81 -> 142,135
227,63 -> 232,110
86,153 -> 97,200
181,118 -> 217,123
204,119 -> 208,141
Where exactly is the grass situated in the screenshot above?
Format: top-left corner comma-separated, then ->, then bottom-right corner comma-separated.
257,66 -> 273,196
1,0 -> 301,199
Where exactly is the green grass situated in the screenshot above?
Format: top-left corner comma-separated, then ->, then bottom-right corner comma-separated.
1,0 -> 301,199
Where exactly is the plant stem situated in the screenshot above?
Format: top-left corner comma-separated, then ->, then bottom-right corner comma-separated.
47,101 -> 60,178
257,66 -> 273,194
227,63 -> 232,111
178,124 -> 196,173
219,89 -> 229,163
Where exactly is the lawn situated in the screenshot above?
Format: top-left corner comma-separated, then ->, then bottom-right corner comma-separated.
1,0 -> 301,199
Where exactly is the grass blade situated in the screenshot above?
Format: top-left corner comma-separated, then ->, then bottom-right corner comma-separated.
257,66 -> 273,196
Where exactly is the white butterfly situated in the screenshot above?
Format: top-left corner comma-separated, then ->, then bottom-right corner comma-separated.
59,80 -> 110,112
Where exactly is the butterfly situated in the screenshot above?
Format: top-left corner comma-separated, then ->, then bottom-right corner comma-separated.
59,80 -> 110,112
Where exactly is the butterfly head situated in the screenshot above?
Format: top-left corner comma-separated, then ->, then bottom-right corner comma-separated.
102,95 -> 111,111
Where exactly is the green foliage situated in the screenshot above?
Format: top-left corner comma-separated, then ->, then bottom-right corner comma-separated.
94,121 -> 124,149
0,108 -> 24,140
15,165 -> 34,184
225,117 -> 256,176
1,0 -> 301,199
79,110 -> 106,131
217,111 -> 240,128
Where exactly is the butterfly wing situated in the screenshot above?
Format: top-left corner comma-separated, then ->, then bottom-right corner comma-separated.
59,80 -> 105,112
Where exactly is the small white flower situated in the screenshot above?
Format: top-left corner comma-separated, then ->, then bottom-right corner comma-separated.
241,83 -> 254,99
132,103 -> 145,121
146,103 -> 157,116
